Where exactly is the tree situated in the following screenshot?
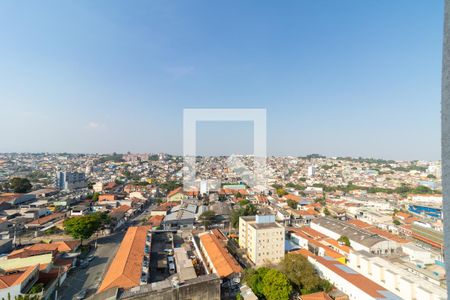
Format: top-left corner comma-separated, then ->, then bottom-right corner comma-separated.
280,253 -> 323,294
323,208 -> 330,216
231,203 -> 257,228
28,283 -> 44,294
338,235 -> 351,247
261,269 -> 292,300
276,188 -> 288,197
63,213 -> 103,245
92,192 -> 99,202
9,177 -> 32,193
287,200 -> 297,209
427,174 -> 436,179
244,267 -> 269,298
393,219 -> 401,226
199,210 -> 216,228
412,185 -> 432,194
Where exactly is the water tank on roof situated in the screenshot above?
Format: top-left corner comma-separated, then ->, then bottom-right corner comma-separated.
256,214 -> 275,224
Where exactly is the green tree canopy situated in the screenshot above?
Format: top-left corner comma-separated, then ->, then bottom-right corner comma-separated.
244,267 -> 270,298
280,253 -> 323,294
63,213 -> 105,244
261,269 -> 292,300
9,177 -> 32,193
338,235 -> 351,247
287,200 -> 297,209
231,203 -> 257,228
199,210 -> 216,228
244,267 -> 292,300
276,188 -> 288,197
92,192 -> 100,201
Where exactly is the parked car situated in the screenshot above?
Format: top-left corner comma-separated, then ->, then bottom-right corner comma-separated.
75,289 -> 87,300
80,260 -> 89,269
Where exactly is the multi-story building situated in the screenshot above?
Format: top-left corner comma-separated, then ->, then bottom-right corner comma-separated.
238,215 -> 284,266
55,171 -> 86,190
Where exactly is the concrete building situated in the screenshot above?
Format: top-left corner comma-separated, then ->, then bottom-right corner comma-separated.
348,250 -> 447,300
296,249 -> 402,300
307,165 -> 316,177
93,182 -> 104,193
311,217 -> 397,254
55,171 -> 86,190
238,215 -> 284,266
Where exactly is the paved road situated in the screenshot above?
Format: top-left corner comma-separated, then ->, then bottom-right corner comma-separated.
59,230 -> 125,300
58,204 -> 155,299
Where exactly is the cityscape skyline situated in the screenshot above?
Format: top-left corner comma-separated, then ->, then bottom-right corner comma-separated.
0,1 -> 443,160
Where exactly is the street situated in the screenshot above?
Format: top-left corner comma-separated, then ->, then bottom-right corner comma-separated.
58,230 -> 125,300
58,204 -> 154,299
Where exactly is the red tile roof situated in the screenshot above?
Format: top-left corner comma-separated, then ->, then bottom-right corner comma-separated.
0,265 -> 38,288
199,231 -> 242,278
98,226 -> 151,293
167,187 -> 183,198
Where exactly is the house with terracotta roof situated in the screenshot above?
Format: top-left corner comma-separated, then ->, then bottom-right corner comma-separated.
97,226 -> 151,293
0,265 -> 39,299
289,228 -> 346,264
98,194 -> 116,202
24,213 -> 65,230
198,230 -> 242,280
299,291 -> 333,300
147,215 -> 164,227
7,241 -> 80,260
108,205 -> 132,230
167,187 -> 186,202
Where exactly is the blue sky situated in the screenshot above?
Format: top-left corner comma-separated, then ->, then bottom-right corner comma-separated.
0,1 -> 443,160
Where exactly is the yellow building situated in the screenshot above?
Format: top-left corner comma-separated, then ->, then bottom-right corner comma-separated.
167,187 -> 186,202
239,215 -> 285,266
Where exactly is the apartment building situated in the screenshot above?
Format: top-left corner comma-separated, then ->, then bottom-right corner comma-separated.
238,215 -> 284,266
55,171 -> 86,190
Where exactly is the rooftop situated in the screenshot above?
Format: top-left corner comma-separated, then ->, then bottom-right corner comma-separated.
312,217 -> 387,248
97,225 -> 151,293
199,231 -> 242,278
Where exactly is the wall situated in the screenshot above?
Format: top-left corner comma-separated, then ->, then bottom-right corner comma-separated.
120,275 -> 220,300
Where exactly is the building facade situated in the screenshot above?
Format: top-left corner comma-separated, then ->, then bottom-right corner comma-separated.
55,171 -> 86,190
239,215 -> 284,266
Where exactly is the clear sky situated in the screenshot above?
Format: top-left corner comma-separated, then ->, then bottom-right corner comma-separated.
0,1 -> 444,160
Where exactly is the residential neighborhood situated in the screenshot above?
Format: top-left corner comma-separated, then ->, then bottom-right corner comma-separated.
0,153 -> 445,299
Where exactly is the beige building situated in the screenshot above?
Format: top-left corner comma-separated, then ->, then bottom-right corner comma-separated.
239,215 -> 285,266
